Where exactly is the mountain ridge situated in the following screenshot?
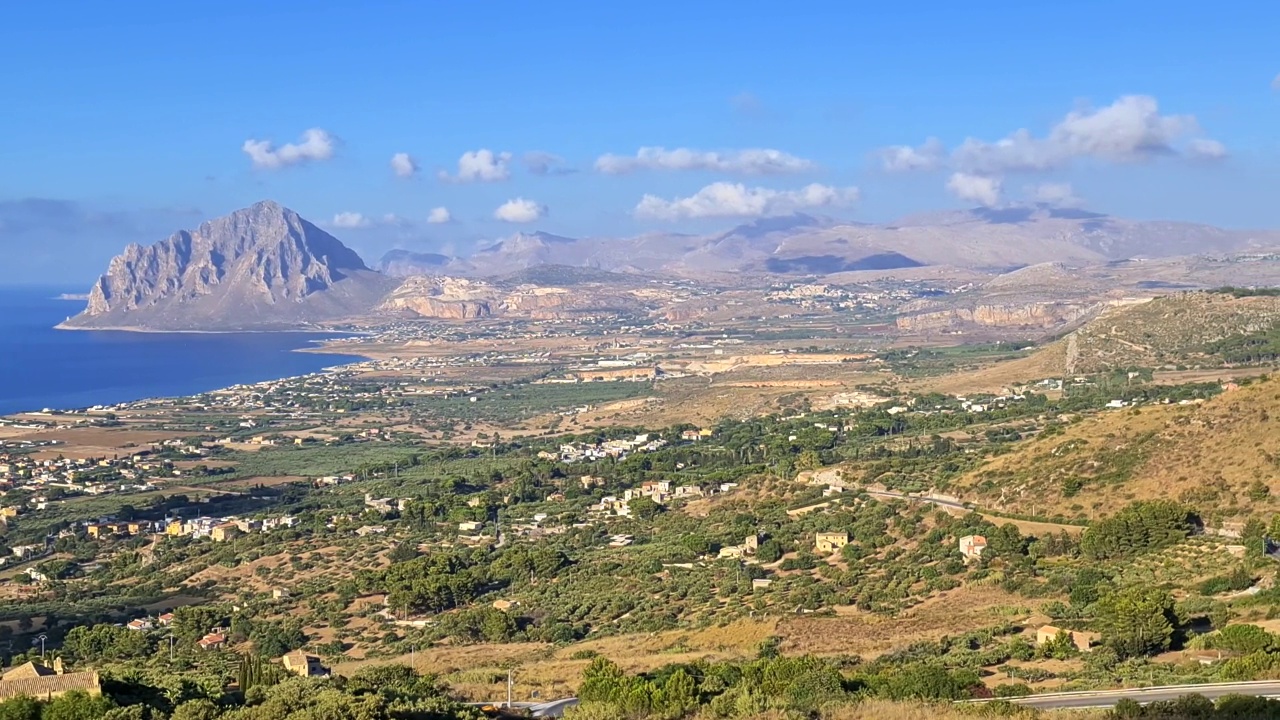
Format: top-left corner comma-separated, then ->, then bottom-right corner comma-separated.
408,206 -> 1280,279
60,200 -> 1280,331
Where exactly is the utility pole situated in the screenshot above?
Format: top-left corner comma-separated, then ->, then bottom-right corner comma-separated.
506,668 -> 514,708
36,634 -> 47,660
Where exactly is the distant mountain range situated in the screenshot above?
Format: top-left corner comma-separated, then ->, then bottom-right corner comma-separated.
378,205 -> 1280,279
61,200 -> 1280,331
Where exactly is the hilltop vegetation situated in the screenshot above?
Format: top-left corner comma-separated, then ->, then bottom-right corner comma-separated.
960,375 -> 1280,523
1033,292 -> 1280,375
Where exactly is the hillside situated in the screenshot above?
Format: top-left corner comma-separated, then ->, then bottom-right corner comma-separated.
959,376 -> 1280,523
376,271 -> 687,320
1028,292 -> 1280,374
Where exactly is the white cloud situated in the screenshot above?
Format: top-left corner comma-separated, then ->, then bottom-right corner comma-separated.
1273,73 -> 1280,92
882,96 -> 1224,179
390,152 -> 418,178
331,212 -> 371,229
494,198 -> 546,223
634,182 -> 859,221
439,149 -> 512,182
427,207 -> 452,224
242,128 -> 337,169
1188,138 -> 1228,160
1029,182 -> 1083,208
880,137 -> 945,172
952,96 -> 1214,174
595,147 -> 815,175
946,173 -> 1002,207
523,151 -> 574,176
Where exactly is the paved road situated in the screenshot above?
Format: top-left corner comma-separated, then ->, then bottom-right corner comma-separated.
862,489 -> 967,511
976,682 -> 1280,710
467,699 -> 579,718
529,698 -> 579,718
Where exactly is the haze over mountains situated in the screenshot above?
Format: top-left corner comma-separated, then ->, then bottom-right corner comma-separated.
62,200 -> 1280,331
376,206 -> 1280,278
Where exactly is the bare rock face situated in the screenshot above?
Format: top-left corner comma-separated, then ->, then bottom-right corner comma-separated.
376,270 -> 673,321
895,302 -> 1094,332
377,276 -> 496,320
63,200 -> 395,330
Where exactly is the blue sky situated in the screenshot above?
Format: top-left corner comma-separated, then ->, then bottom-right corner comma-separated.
1,0 -> 1278,282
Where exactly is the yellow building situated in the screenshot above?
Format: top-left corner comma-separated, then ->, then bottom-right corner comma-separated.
814,531 -> 850,554
211,523 -> 242,542
280,651 -> 327,677
166,520 -> 184,537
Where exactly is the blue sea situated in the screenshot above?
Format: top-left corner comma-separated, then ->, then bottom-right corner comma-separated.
0,287 -> 365,416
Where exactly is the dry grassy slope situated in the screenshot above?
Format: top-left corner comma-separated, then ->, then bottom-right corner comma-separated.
958,377 -> 1280,522
1025,293 -> 1280,375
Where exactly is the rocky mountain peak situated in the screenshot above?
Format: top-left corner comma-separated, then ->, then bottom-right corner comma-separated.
63,201 -> 392,330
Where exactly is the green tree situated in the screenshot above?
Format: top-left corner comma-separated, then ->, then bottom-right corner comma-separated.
680,535 -> 713,557
1079,500 -> 1192,561
1243,517 -> 1268,558
1095,586 -> 1177,658
170,699 -> 222,720
628,497 -> 661,521
756,539 -> 784,564
63,624 -> 152,661
579,658 -> 626,703
0,697 -> 41,720
653,669 -> 697,719
42,691 -> 116,720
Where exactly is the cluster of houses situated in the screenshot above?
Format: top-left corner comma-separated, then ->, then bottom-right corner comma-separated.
164,514 -> 301,541
539,434 -> 668,464
588,479 -> 738,517
0,451 -> 169,505
120,616 -> 329,676
764,282 -> 918,312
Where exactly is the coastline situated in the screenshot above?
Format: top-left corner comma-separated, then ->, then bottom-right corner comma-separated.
53,320 -> 383,362
1,344 -> 371,419
1,310 -> 375,417
53,321 -> 362,336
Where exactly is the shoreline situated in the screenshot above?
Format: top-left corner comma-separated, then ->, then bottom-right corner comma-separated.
53,321 -> 365,336
0,349 -> 369,420
4,328 -> 379,419
53,320 -> 387,363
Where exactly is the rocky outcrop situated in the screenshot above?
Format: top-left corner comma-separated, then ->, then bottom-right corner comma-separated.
377,274 -> 665,321
380,296 -> 492,320
62,201 -> 395,330
377,276 -> 498,320
896,302 -> 1094,332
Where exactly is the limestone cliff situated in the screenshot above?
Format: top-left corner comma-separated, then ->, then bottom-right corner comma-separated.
377,276 -> 496,320
895,302 -> 1094,332
377,273 -> 670,321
